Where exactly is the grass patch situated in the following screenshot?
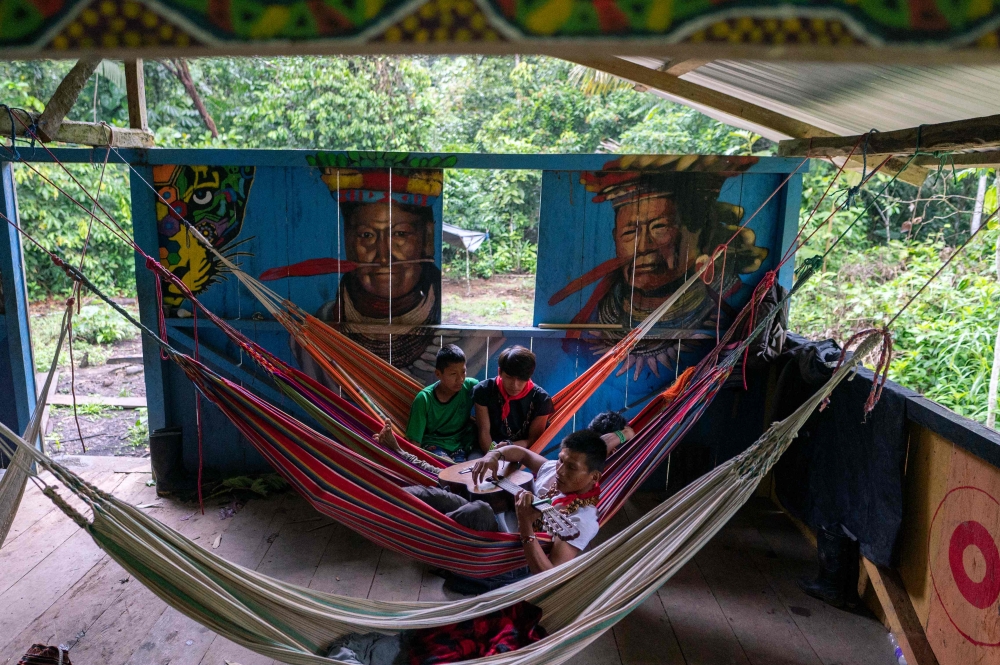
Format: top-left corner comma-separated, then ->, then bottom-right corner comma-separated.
127,408 -> 149,448
31,300 -> 139,372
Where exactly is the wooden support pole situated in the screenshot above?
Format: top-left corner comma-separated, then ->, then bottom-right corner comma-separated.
0,108 -> 154,147
124,59 -> 148,131
0,162 -> 37,455
863,558 -> 941,665
564,56 -> 928,187
779,114 -> 1000,158
35,57 -> 101,142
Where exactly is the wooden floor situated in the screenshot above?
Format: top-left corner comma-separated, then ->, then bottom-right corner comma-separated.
0,455 -> 894,665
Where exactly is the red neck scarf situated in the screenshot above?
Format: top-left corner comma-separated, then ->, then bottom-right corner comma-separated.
498,378 -> 534,420
550,482 -> 601,509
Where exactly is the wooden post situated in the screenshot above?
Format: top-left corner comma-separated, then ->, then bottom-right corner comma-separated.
35,57 -> 101,142
863,558 -> 941,665
124,59 -> 148,132
129,165 -> 170,432
0,162 -> 37,464
775,171 -> 804,291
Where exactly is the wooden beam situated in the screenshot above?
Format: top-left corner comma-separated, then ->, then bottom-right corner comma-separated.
0,108 -> 154,147
863,558 -> 940,665
662,58 -> 712,76
124,59 -> 148,131
779,114 -> 1000,158
564,57 -> 928,187
35,58 -> 101,142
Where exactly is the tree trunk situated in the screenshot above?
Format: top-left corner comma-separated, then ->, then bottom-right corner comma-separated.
972,171 -> 988,234
987,171 -> 1000,429
163,58 -> 218,138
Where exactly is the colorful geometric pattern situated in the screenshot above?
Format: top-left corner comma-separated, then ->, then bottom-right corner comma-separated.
47,0 -> 199,50
680,17 -> 865,47
155,164 -> 255,310
2,0 -> 1000,52
372,0 -> 502,43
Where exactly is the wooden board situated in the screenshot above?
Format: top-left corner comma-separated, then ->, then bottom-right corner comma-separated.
923,436 -> 1000,664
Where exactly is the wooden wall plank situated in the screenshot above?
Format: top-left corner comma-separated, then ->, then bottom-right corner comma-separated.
864,559 -> 940,665
922,438 -> 1000,665
898,425 -> 956,627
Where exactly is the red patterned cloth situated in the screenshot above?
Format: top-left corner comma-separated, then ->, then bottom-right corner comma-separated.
407,601 -> 547,665
17,645 -> 71,665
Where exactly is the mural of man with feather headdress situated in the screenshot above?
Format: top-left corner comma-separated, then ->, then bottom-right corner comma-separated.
549,169 -> 768,378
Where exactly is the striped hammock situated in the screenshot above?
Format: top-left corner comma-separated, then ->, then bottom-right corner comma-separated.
170,348 -> 731,577
179,242 -> 731,456
0,332 -> 879,665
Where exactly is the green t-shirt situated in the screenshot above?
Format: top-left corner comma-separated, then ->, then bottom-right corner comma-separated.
405,377 -> 479,454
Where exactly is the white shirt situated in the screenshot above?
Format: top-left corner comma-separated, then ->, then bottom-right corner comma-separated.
496,460 -> 600,552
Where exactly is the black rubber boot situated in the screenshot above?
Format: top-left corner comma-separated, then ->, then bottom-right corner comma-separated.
798,525 -> 860,609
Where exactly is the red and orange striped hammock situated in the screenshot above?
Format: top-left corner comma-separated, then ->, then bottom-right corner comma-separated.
222,247 -> 732,462
139,257 -> 778,576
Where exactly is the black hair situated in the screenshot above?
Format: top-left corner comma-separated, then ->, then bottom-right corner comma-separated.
436,344 -> 466,372
587,411 -> 627,436
497,345 -> 536,381
561,429 -> 608,474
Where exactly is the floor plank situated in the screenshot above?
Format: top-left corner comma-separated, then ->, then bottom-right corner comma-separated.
614,594 -> 687,665
0,470 -> 150,656
658,558 -> 751,665
2,457 -> 898,665
307,520 -> 382,598
0,470 -> 121,595
367,548 -> 425,602
746,503 -> 892,665
694,519 -> 824,665
71,482 -> 245,665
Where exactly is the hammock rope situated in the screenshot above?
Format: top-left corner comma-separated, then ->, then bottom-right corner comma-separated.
0,330 -> 886,664
0,139 -> 900,577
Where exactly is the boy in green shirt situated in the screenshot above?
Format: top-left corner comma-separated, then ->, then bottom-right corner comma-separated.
403,344 -> 478,462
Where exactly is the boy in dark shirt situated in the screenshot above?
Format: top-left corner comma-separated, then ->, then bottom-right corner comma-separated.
471,346 -> 553,453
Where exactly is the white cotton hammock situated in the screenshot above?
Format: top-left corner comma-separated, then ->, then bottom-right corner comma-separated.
0,330 -> 882,665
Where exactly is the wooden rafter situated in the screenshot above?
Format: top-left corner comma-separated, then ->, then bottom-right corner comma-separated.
124,59 -> 148,131
0,108 -> 154,148
564,56 -> 928,187
661,58 -> 712,76
863,559 -> 940,665
779,114 -> 1000,158
1,59 -> 154,148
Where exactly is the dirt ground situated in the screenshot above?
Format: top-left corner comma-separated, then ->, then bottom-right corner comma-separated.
31,299 -> 150,458
441,275 -> 535,326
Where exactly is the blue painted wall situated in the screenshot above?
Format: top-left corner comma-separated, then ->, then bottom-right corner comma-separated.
119,152 -> 804,475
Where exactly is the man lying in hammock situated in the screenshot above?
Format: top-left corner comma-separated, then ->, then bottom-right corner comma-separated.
471,345 -> 553,454
378,412 -> 633,592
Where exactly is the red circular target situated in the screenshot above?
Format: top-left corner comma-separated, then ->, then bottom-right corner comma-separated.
930,486 -> 1000,646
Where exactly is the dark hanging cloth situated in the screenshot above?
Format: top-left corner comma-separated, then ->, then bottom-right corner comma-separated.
772,333 -> 911,567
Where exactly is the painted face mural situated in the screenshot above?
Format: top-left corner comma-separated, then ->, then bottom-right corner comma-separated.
551,168 -> 768,378
155,164 -> 256,312
314,168 -> 442,369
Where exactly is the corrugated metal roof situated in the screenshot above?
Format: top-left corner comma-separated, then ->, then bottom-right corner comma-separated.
619,57 -> 1000,141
